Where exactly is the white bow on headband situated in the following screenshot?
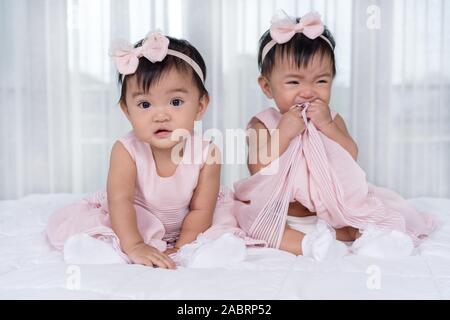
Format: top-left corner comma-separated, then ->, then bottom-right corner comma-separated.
261,11 -> 334,62
109,31 -> 204,83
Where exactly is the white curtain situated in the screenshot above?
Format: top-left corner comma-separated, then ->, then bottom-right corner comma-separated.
0,0 -> 449,200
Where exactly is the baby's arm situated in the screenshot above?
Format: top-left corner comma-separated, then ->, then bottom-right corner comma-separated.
319,114 -> 358,160
175,143 -> 221,249
107,141 -> 175,268
248,106 -> 305,175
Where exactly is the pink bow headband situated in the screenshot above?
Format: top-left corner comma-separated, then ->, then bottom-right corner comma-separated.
261,11 -> 334,62
110,31 -> 204,83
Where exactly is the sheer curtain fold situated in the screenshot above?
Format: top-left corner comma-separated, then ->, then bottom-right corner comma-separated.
0,0 -> 449,200
350,0 -> 394,188
1,0 -> 71,199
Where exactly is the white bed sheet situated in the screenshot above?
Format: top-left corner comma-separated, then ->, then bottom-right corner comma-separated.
0,194 -> 449,299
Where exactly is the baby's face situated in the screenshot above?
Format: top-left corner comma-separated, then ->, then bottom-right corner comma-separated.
259,53 -> 333,114
121,68 -> 208,149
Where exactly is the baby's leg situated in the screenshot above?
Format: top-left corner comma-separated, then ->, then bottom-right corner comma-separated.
335,226 -> 361,242
281,223 -> 349,260
279,225 -> 305,255
280,225 -> 348,255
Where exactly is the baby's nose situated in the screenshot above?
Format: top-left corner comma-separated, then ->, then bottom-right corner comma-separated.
295,90 -> 316,104
153,109 -> 170,122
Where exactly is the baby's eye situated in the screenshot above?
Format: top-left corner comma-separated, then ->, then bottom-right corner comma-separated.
138,101 -> 151,109
286,81 -> 299,85
317,80 -> 328,84
170,99 -> 184,108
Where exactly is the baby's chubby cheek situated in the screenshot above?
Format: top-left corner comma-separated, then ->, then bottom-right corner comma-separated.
277,99 -> 297,114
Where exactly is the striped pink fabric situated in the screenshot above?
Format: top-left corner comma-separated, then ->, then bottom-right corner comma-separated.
234,107 -> 435,248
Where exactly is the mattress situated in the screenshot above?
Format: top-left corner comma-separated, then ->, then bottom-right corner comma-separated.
0,194 -> 449,299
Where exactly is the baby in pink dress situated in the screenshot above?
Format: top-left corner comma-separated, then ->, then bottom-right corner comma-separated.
233,12 -> 434,260
45,31 -> 223,268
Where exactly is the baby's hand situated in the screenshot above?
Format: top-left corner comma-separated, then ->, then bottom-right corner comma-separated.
127,242 -> 176,269
305,99 -> 333,130
277,104 -> 306,140
164,247 -> 179,256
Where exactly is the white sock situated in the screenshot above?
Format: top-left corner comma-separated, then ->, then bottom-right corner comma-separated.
350,225 -> 414,259
64,233 -> 127,265
301,219 -> 348,261
174,233 -> 246,268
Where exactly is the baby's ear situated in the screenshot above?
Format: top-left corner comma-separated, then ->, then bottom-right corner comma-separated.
258,75 -> 273,99
119,101 -> 131,121
195,94 -> 210,121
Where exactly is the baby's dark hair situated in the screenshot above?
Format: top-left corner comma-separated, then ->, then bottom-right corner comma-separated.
118,36 -> 208,106
258,17 -> 336,78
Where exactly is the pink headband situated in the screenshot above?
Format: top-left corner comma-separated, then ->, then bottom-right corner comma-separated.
110,31 -> 205,83
261,11 -> 334,62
